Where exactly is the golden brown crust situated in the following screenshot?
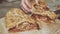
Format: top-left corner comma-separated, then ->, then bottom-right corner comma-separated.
29,0 -> 56,24
5,8 -> 39,32
31,0 -> 56,20
8,22 -> 38,32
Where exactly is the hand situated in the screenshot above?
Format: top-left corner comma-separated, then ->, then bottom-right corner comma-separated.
20,0 -> 39,13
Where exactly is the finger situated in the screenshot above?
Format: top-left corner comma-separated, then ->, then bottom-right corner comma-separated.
22,3 -> 30,12
20,5 -> 28,13
24,0 -> 32,9
21,5 -> 31,13
35,0 -> 39,5
21,1 -> 31,13
20,0 -> 24,6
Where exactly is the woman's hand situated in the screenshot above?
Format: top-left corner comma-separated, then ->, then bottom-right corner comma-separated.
20,0 -> 39,13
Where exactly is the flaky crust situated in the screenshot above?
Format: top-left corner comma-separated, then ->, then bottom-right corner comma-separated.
5,8 -> 37,30
31,0 -> 56,20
